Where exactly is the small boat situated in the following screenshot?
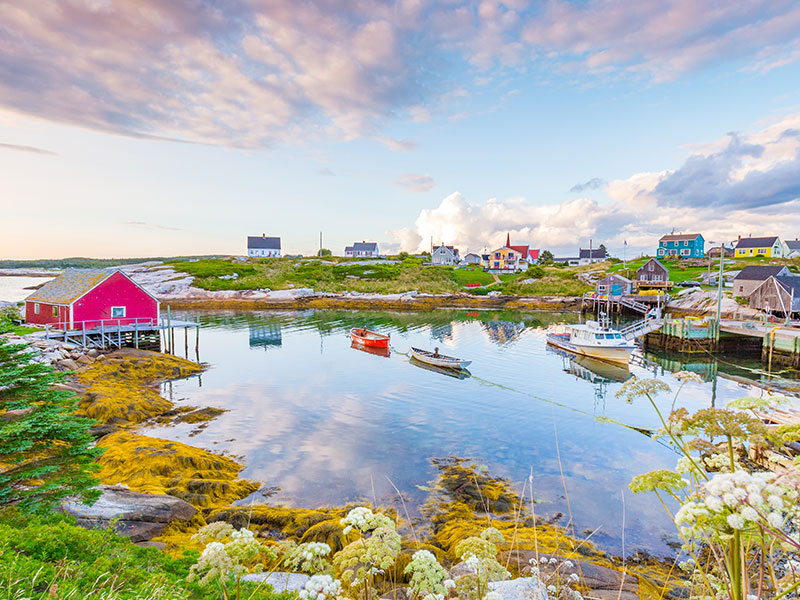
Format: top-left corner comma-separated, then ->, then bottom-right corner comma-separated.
410,357 -> 471,379
350,327 -> 390,348
410,347 -> 472,369
350,340 -> 391,358
545,314 -> 635,364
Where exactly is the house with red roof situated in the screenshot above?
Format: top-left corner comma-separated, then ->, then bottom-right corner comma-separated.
486,234 -> 540,272
25,268 -> 159,330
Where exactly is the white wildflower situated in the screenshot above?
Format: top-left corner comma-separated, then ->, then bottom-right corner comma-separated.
727,514 -> 745,530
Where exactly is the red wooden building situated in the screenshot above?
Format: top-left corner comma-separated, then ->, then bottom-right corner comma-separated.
25,269 -> 159,330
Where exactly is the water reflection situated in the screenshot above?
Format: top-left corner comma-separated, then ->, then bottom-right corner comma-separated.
350,340 -> 391,358
249,323 -> 282,349
409,356 -> 471,379
152,308 -> 800,558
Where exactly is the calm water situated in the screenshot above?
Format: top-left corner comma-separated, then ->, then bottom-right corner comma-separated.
138,309 -> 794,557
0,275 -> 55,302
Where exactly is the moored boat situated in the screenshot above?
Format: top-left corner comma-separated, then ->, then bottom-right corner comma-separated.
410,346 -> 472,369
545,316 -> 635,364
350,340 -> 391,358
350,327 -> 390,348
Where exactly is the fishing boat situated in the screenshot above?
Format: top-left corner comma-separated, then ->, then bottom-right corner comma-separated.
410,347 -> 472,369
545,315 -> 635,364
350,327 -> 390,348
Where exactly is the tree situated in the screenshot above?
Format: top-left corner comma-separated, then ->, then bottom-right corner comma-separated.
599,244 -> 607,255
539,250 -> 554,263
0,338 -> 101,512
318,248 -> 332,256
397,252 -> 409,261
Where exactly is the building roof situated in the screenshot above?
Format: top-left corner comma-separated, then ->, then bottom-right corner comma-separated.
433,244 -> 459,255
464,252 -> 480,258
735,236 -> 779,249
346,242 -> 379,252
528,249 -> 540,260
775,276 -> 800,295
25,268 -> 114,305
637,258 -> 668,273
579,248 -> 607,259
659,233 -> 703,242
248,235 -> 281,249
598,274 -> 632,284
733,265 -> 788,281
786,240 -> 800,251
509,245 -> 529,257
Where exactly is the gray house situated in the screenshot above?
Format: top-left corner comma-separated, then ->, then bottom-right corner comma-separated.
463,253 -> 482,265
248,235 -> 281,258
579,248 -> 607,265
345,242 -> 379,258
636,258 -> 669,289
749,276 -> 800,315
786,239 -> 800,258
595,274 -> 632,296
431,244 -> 460,266
733,265 -> 790,298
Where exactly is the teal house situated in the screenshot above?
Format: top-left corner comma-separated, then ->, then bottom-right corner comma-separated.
657,233 -> 705,258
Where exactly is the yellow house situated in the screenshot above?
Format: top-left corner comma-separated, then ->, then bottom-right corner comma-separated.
487,246 -> 522,271
734,236 -> 787,258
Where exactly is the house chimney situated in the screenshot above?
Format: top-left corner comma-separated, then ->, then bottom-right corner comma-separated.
262,233 -> 265,238
738,235 -> 741,241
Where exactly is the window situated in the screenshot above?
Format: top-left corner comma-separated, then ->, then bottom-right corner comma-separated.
111,306 -> 126,318
683,241 -> 688,246
648,262 -> 654,271
680,249 -> 690,256
52,306 -> 58,317
34,303 -> 40,314
658,249 -> 664,255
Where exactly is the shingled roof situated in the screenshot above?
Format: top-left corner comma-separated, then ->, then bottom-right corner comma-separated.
735,236 -> 779,249
25,269 -> 113,305
733,265 -> 789,281
247,236 -> 281,250
659,233 -> 702,242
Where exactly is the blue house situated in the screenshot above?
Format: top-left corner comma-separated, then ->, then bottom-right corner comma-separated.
657,233 -> 704,258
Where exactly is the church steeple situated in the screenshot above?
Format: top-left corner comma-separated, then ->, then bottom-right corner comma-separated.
506,232 -> 510,247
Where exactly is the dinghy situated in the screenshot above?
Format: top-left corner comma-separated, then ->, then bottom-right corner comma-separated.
350,328 -> 390,348
410,347 -> 471,369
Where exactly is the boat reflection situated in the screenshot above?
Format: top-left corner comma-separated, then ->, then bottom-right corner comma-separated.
547,345 -> 632,402
350,340 -> 391,358
249,323 -> 282,350
409,356 -> 471,379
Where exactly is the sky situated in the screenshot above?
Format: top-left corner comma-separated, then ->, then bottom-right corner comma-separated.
2,0 -> 800,259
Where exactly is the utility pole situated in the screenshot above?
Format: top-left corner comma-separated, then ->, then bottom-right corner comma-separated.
319,231 -> 323,255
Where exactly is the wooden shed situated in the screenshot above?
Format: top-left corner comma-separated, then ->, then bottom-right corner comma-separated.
748,276 -> 800,316
636,258 -> 670,290
595,274 -> 632,296
25,268 -> 159,330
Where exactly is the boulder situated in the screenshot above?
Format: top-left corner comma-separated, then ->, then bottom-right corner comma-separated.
76,354 -> 94,365
488,578 -> 547,600
61,485 -> 197,542
241,572 -> 310,593
87,349 -> 99,358
58,358 -> 79,371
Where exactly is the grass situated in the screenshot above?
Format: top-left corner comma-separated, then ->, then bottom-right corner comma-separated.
0,304 -> 43,335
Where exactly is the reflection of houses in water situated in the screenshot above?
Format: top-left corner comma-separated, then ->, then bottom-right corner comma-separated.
430,323 -> 454,342
637,352 -> 718,382
481,320 -> 526,345
249,323 -> 282,350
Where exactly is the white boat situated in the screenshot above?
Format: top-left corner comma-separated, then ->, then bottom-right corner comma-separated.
410,347 -> 472,369
546,316 -> 635,364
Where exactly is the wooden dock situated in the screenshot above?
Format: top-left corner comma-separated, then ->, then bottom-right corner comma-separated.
582,292 -> 670,315
44,315 -> 199,353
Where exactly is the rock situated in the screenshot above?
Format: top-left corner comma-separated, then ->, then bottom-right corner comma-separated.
87,349 -> 99,358
61,343 -> 76,351
487,291 -> 502,297
450,561 -> 506,582
95,354 -> 106,361
76,354 -> 94,365
89,424 -> 118,439
583,591 -> 639,600
488,578 -> 547,600
58,358 -> 79,371
136,541 -> 167,551
61,485 -> 197,542
380,588 -> 410,600
241,572 -> 310,592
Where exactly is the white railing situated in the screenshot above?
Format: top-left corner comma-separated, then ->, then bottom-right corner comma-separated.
45,317 -> 158,333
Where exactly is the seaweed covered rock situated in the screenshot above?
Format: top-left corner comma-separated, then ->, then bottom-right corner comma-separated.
75,349 -> 204,425
61,484 -> 196,542
96,432 -> 259,508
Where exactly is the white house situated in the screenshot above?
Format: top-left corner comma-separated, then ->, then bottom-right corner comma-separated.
248,235 -> 281,258
432,244 -> 460,265
463,253 -> 482,265
345,242 -> 379,258
579,248 -> 607,265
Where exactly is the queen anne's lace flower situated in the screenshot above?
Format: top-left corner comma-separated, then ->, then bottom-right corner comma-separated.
340,507 -> 396,535
404,549 -> 451,600
299,574 -> 343,600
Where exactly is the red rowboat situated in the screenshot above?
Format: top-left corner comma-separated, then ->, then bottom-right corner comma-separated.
350,327 -> 390,348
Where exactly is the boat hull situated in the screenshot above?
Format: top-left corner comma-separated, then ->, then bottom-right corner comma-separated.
546,333 -> 632,364
350,328 -> 390,348
410,347 -> 471,369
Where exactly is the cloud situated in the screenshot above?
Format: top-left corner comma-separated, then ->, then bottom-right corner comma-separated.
395,173 -> 436,192
122,221 -> 182,231
569,177 -> 606,193
376,137 -> 418,152
0,142 -> 57,156
392,113 -> 800,255
318,167 -> 334,176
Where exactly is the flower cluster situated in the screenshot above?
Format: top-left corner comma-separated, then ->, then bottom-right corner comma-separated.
333,526 -> 402,586
299,574 -> 344,600
188,523 -> 272,587
340,507 -> 395,535
404,549 -> 454,600
676,470 -> 800,538
284,541 -> 333,574
528,557 -> 582,600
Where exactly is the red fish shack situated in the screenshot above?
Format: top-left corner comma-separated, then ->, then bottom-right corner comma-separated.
25,268 -> 159,330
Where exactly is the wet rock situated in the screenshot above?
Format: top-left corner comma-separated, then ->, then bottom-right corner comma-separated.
241,572 -> 310,592
61,484 -> 196,542
89,424 -> 118,439
87,349 -> 99,358
58,358 -> 79,371
380,588 -> 410,600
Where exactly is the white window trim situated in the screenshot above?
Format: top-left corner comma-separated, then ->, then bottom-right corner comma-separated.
34,303 -> 40,314
111,306 -> 126,318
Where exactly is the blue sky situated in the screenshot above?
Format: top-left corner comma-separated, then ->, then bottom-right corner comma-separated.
2,0 -> 800,259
